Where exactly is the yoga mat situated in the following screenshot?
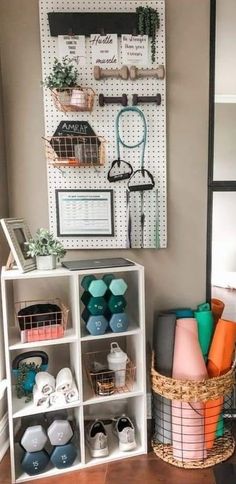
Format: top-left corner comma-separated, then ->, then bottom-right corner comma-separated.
211,298 -> 225,326
170,308 -> 194,319
194,308 -> 214,361
172,318 -> 208,461
153,313 -> 176,444
205,318 -> 236,449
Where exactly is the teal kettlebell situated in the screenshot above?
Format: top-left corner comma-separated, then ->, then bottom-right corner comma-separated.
12,351 -> 49,394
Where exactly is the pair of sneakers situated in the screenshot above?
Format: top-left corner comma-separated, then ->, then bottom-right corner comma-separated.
86,415 -> 136,458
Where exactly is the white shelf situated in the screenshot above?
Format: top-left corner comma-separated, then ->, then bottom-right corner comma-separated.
12,388 -> 80,419
83,389 -> 144,406
8,327 -> 78,350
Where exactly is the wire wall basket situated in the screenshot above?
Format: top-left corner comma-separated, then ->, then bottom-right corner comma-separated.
15,298 -> 69,343
50,87 -> 95,113
151,356 -> 235,469
45,135 -> 106,167
84,350 -> 136,398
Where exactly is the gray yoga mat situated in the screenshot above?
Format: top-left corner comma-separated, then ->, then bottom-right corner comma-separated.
152,313 -> 177,444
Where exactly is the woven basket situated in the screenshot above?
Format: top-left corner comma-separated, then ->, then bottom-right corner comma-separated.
151,354 -> 235,468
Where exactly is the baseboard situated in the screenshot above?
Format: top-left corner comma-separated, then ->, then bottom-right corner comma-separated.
0,412 -> 9,462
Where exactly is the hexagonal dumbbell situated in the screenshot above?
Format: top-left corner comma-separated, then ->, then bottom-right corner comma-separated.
103,274 -> 128,296
82,309 -> 108,335
21,450 -> 50,476
51,443 -> 77,469
47,419 -> 73,446
108,312 -> 129,333
21,425 -> 48,453
107,294 -> 127,314
81,292 -> 107,315
81,275 -> 107,297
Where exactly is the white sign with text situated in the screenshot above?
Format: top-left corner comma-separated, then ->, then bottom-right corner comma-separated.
90,34 -> 118,66
58,35 -> 86,66
121,34 -> 149,66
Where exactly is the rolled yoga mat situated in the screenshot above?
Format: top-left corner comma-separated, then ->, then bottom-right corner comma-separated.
169,308 -> 194,319
153,313 -> 177,444
172,318 -> 208,461
194,305 -> 214,361
205,318 -> 236,449
211,299 -> 225,326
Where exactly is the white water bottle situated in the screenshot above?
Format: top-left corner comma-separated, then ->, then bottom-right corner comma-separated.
107,342 -> 128,388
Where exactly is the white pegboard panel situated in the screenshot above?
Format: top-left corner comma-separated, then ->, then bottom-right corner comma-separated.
39,0 -> 167,249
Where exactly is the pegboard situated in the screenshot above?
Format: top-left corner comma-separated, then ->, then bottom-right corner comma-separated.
39,0 -> 167,249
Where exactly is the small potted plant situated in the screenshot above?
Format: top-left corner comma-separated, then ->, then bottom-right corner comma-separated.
25,228 -> 66,270
43,57 -> 88,110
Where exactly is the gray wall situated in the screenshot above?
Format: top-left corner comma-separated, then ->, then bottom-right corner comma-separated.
0,0 -> 210,347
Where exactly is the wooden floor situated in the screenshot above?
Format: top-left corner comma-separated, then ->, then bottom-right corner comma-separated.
0,450 -> 223,484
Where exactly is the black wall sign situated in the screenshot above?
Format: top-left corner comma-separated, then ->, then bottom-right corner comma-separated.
51,121 -> 100,158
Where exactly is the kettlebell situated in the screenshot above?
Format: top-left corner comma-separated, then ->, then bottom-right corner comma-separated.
12,351 -> 48,393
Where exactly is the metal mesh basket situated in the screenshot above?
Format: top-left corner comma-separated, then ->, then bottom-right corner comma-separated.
15,298 -> 69,343
45,135 -> 106,167
50,87 -> 95,113
84,349 -> 136,397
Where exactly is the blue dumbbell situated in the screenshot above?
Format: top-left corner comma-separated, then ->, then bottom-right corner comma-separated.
51,443 -> 77,469
103,275 -> 128,296
82,309 -> 108,335
81,292 -> 107,315
107,294 -> 127,314
21,450 -> 50,476
107,312 -> 129,333
81,276 -> 107,297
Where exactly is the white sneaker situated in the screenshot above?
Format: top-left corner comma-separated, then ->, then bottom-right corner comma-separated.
86,420 -> 108,458
114,415 -> 136,451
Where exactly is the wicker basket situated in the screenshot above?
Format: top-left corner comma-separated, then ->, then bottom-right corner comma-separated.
50,87 -> 95,113
151,354 -> 235,468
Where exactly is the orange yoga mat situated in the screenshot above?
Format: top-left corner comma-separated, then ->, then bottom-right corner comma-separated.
211,299 -> 225,326
205,318 -> 236,449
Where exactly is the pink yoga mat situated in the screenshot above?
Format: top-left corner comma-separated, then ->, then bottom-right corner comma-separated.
172,318 -> 208,461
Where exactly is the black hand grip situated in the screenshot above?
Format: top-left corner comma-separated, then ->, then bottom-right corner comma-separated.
12,351 -> 49,370
107,159 -> 133,182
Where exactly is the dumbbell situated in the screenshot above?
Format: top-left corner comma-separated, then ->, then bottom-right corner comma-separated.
21,425 -> 48,453
81,275 -> 107,297
99,94 -> 128,107
51,443 -> 77,469
132,94 -> 161,106
107,311 -> 129,333
21,450 -> 50,476
103,274 -> 128,296
81,292 -> 107,315
47,419 -> 73,446
82,309 -> 108,335
129,65 -> 165,80
94,65 -> 129,80
107,294 -> 127,314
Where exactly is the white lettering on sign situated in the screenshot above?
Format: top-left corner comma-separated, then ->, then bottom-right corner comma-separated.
90,34 -> 118,66
121,34 -> 149,66
58,35 -> 86,66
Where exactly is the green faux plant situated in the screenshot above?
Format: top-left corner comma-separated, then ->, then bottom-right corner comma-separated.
43,57 -> 79,89
136,6 -> 160,63
25,228 -> 66,259
15,362 -> 41,402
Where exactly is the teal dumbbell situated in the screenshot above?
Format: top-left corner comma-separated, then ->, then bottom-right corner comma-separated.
50,443 -> 77,469
81,275 -> 107,297
103,275 -> 128,296
107,311 -> 129,333
107,294 -> 127,314
82,309 -> 108,335
81,292 -> 107,315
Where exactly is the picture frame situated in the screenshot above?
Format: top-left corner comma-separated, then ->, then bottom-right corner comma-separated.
56,189 -> 114,237
0,218 -> 36,272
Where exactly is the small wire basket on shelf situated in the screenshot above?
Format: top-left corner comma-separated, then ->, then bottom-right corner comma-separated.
151,354 -> 235,469
45,135 -> 106,167
84,350 -> 136,398
15,299 -> 69,343
50,87 -> 95,113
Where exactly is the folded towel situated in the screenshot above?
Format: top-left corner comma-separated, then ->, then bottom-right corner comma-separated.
49,391 -> 66,406
65,382 -> 79,403
35,371 -> 55,395
56,368 -> 73,393
33,384 -> 50,408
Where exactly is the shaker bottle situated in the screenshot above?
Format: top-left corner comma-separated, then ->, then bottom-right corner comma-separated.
107,342 -> 128,387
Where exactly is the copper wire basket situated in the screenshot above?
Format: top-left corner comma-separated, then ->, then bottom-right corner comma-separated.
45,135 -> 106,167
84,350 -> 136,398
15,298 -> 69,343
50,87 -> 95,113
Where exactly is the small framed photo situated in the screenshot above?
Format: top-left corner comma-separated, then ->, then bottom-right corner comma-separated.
56,189 -> 114,237
1,218 -> 36,272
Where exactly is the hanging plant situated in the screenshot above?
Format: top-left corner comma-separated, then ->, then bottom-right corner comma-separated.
136,6 -> 160,63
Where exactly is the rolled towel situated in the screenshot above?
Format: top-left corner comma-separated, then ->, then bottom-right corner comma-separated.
56,368 -> 73,393
49,391 -> 66,406
33,384 -> 50,408
65,382 -> 79,403
35,371 -> 55,395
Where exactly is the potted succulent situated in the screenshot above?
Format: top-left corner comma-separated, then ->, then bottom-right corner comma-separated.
43,57 -> 87,109
25,228 -> 66,270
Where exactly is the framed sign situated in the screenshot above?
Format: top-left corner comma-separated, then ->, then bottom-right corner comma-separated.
0,218 -> 36,272
56,190 -> 114,237
90,34 -> 118,66
58,35 -> 86,66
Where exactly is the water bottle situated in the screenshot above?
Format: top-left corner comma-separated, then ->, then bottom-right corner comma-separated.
107,342 -> 128,388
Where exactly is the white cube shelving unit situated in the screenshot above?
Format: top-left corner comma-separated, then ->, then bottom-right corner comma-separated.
1,260 -> 147,483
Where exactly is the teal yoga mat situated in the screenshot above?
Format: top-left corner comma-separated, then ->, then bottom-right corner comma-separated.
194,305 -> 214,361
170,308 -> 194,319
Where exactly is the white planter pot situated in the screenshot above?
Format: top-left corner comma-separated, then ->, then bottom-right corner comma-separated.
36,255 -> 57,271
56,89 -> 71,105
70,89 -> 87,108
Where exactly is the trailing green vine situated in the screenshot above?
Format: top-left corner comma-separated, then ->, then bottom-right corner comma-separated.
15,362 -> 41,403
136,6 -> 160,63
